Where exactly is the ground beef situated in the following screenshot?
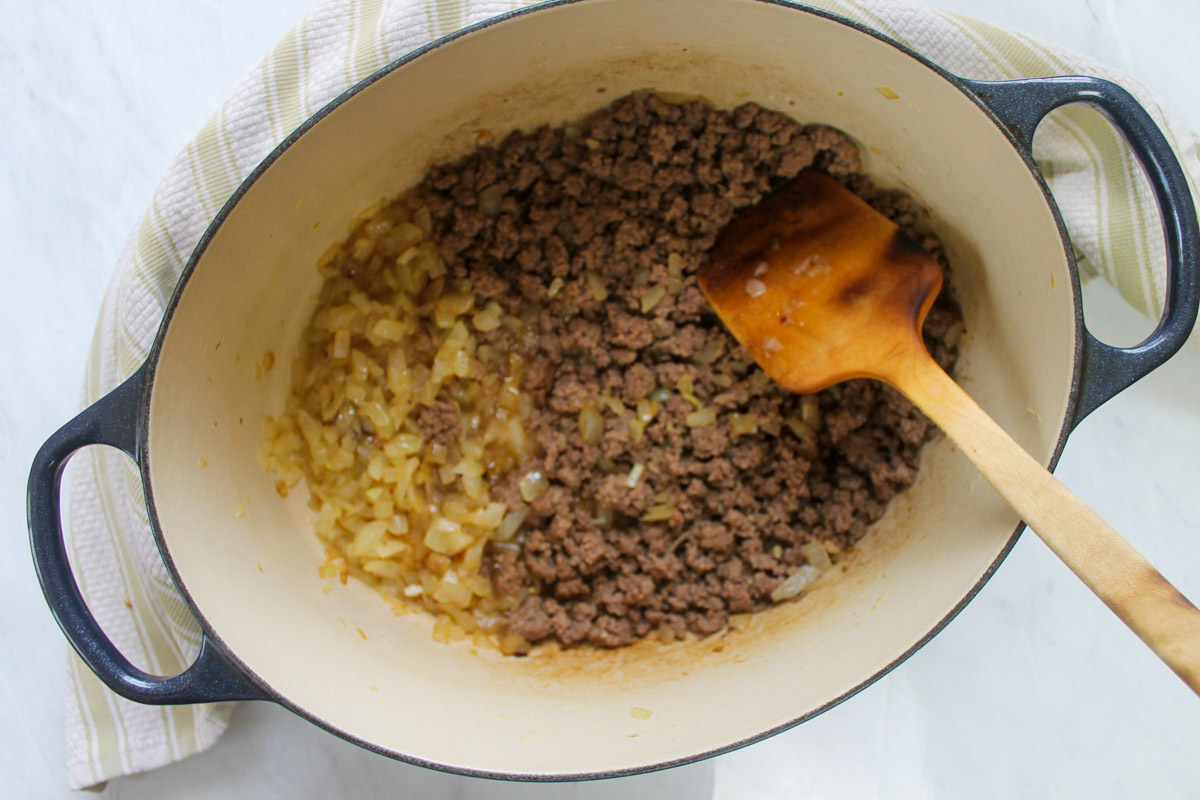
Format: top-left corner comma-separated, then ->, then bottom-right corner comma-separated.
417,92 -> 960,649
416,400 -> 460,446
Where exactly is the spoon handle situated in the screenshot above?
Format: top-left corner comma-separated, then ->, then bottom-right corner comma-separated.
897,356 -> 1200,697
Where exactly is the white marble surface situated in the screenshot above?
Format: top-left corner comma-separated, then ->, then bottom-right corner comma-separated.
3,0 -> 1199,797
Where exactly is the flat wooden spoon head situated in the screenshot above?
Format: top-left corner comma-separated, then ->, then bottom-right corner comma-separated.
699,169 -> 944,394
700,169 -> 1200,697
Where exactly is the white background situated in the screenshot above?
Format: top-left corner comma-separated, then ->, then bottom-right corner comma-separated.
3,0 -> 1199,797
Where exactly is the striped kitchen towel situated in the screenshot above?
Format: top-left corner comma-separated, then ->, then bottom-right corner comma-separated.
63,0 -> 1200,790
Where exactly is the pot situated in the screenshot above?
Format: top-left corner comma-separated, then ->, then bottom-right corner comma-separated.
28,0 -> 1199,780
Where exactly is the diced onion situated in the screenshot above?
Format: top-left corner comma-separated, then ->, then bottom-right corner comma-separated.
266,199 -> 549,645
435,292 -> 475,317
579,404 -> 604,445
801,398 -> 822,430
770,565 -> 822,602
432,575 -> 473,607
351,520 -> 389,557
636,399 -> 658,422
471,302 -> 503,332
592,505 -> 614,528
641,284 -> 667,313
676,374 -> 703,408
315,503 -> 340,537
332,329 -> 351,359
784,418 -> 815,441
378,222 -> 424,257
643,504 -> 676,522
727,613 -> 752,631
600,395 -> 627,416
466,502 -> 507,529
695,339 -> 725,365
667,252 -> 684,278
423,517 -> 474,556
626,463 -> 645,488
372,318 -> 405,341
800,541 -> 833,572
496,508 -> 528,542
685,407 -> 717,428
585,271 -> 609,301
729,412 -> 758,436
412,205 -> 433,233
519,470 -> 549,502
363,559 -> 404,580
376,538 -> 407,558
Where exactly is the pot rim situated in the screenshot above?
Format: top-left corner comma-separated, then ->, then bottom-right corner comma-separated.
136,0 -> 1083,780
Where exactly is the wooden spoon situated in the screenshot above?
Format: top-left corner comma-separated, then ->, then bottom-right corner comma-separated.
699,169 -> 1200,696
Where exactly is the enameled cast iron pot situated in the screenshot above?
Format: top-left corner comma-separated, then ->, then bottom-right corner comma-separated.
29,0 -> 1199,780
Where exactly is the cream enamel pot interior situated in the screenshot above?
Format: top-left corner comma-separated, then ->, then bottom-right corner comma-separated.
29,0 -> 1199,780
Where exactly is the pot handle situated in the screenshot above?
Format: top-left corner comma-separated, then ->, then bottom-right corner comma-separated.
964,76 -> 1200,428
27,365 -> 264,705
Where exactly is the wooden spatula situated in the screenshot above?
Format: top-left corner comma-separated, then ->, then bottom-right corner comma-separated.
699,169 -> 1200,696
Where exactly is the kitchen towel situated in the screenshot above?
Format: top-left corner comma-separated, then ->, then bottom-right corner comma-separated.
63,0 -> 1200,790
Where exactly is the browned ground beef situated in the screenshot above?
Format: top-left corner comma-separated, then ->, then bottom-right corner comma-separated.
415,92 -> 959,648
